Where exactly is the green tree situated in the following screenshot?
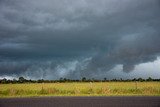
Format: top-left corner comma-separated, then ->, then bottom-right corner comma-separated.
1,78 -> 7,84
82,77 -> 86,82
147,77 -> 152,81
19,77 -> 26,83
138,78 -> 143,82
104,78 -> 107,81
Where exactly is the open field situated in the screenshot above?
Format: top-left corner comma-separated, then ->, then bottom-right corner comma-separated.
0,82 -> 160,97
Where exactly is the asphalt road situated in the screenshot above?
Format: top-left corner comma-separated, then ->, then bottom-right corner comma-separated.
0,96 -> 160,107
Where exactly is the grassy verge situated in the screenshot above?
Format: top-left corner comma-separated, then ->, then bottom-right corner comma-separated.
0,82 -> 160,98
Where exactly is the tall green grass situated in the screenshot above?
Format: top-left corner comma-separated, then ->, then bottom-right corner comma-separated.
0,82 -> 160,97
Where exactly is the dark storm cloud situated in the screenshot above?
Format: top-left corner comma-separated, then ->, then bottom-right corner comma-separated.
0,0 -> 160,79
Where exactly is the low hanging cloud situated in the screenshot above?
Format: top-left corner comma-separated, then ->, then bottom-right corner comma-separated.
0,0 -> 160,79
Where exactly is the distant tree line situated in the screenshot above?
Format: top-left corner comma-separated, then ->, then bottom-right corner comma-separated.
0,77 -> 160,84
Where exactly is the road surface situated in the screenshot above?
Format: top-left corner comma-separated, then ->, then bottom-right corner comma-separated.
0,96 -> 160,107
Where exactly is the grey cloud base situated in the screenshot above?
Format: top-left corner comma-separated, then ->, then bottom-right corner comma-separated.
0,0 -> 160,79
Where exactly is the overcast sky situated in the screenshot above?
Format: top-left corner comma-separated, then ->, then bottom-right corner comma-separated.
0,0 -> 160,80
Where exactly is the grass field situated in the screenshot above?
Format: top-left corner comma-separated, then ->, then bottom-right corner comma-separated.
0,82 -> 160,97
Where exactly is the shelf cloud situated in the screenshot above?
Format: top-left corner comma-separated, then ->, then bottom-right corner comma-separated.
0,0 -> 160,79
